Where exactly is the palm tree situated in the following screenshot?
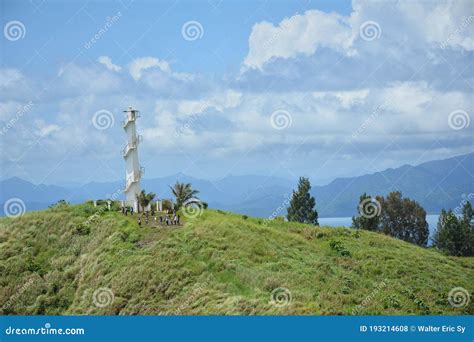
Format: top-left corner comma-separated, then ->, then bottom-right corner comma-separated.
169,182 -> 199,209
136,190 -> 156,212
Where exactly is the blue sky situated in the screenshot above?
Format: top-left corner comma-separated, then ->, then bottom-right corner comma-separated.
0,0 -> 473,186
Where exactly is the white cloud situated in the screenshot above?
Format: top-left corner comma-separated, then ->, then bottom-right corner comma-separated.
244,10 -> 354,70
0,101 -> 29,120
139,81 -> 472,160
2,2 -> 473,182
129,57 -> 171,81
56,63 -> 122,95
142,89 -> 242,148
97,56 -> 122,72
244,0 -> 474,70
176,89 -> 242,115
0,68 -> 24,89
392,0 -> 474,50
312,89 -> 370,109
34,120 -> 61,137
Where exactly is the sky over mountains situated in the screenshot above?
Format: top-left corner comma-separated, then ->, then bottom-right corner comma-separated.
1,153 -> 472,218
1,0 -> 473,186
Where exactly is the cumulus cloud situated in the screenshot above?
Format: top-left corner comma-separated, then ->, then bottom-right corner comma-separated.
0,68 -> 24,88
97,56 -> 122,72
129,57 -> 171,81
243,0 -> 474,71
383,0 -> 474,50
243,10 -> 354,70
141,81 -> 472,160
141,89 -> 242,149
0,68 -> 36,102
56,63 -> 122,96
1,1 -> 473,182
34,120 -> 61,137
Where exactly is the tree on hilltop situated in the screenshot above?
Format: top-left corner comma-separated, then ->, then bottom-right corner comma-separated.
353,191 -> 429,247
170,182 -> 200,209
351,193 -> 380,231
136,190 -> 156,212
287,177 -> 319,225
433,202 -> 473,256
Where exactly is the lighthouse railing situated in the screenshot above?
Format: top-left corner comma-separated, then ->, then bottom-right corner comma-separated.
122,135 -> 143,157
125,171 -> 141,191
122,111 -> 141,128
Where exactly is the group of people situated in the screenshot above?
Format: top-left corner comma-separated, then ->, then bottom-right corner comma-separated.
121,206 -> 134,216
131,208 -> 181,227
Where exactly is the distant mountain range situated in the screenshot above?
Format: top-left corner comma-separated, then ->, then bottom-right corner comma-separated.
1,153 -> 473,217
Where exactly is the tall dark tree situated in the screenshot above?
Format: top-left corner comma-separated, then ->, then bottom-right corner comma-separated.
433,202 -> 474,256
287,177 -> 319,225
461,201 -> 474,224
353,191 -> 429,247
378,192 -> 429,247
351,193 -> 380,231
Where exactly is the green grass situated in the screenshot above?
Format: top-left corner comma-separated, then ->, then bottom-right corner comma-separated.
0,202 -> 472,315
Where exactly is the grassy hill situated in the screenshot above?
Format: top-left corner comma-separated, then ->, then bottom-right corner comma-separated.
0,202 -> 473,315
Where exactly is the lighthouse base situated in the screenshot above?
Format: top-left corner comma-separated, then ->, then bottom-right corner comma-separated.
122,200 -> 139,213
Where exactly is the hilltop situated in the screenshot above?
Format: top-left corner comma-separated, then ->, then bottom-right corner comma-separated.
0,203 -> 473,315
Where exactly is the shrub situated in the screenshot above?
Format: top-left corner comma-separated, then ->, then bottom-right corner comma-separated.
315,232 -> 326,239
384,294 -> 401,309
74,222 -> 90,235
329,240 -> 351,257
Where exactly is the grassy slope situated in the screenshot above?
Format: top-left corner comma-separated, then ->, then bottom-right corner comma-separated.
0,203 -> 473,315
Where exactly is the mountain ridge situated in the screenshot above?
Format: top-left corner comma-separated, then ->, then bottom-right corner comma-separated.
1,152 -> 472,217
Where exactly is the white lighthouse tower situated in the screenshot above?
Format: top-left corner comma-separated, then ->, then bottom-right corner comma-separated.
122,106 -> 143,212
